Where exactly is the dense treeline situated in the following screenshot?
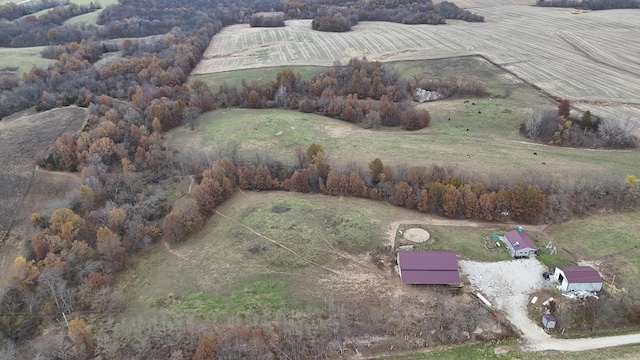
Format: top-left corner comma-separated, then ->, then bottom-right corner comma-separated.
212,58 -> 487,129
537,0 -> 639,9
250,12 -> 285,27
284,0 -> 484,29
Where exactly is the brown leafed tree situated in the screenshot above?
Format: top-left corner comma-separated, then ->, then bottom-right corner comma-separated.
368,158 -> 384,184
443,185 -> 462,218
324,170 -> 342,195
460,184 -> 478,219
417,189 -> 429,212
390,181 -> 415,209
283,169 -> 311,193
193,332 -> 217,360
478,192 -> 495,221
347,172 -> 367,197
428,182 -> 447,214
68,318 -> 95,353
558,99 -> 571,118
506,184 -> 526,220
162,197 -> 204,244
522,184 -> 546,223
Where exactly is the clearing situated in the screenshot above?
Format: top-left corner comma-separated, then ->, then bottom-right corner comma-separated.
0,46 -> 54,74
194,6 -> 640,123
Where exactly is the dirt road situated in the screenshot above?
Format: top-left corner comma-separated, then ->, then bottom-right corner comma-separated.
460,258 -> 640,352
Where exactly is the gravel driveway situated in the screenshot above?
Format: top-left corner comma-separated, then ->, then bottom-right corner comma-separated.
460,258 -> 640,352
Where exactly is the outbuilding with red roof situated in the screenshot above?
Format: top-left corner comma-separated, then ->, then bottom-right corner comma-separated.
503,227 -> 538,258
396,251 -> 461,285
554,266 -> 603,292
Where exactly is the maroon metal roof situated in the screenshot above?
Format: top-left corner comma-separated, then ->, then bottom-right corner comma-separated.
558,266 -> 602,283
504,229 -> 538,250
398,251 -> 460,284
400,270 -> 461,285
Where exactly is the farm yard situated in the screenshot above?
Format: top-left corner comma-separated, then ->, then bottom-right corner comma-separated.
194,6 -> 640,124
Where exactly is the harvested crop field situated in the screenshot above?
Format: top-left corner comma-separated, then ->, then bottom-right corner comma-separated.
194,6 -> 640,122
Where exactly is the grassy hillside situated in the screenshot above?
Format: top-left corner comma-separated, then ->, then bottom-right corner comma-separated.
190,65 -> 326,90
167,107 -> 639,178
117,191 -> 399,319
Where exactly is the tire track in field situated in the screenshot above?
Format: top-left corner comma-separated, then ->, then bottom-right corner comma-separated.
558,33 -> 640,80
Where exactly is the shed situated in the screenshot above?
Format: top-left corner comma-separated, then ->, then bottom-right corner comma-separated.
554,266 -> 603,292
542,313 -> 556,329
396,251 -> 461,285
503,227 -> 538,258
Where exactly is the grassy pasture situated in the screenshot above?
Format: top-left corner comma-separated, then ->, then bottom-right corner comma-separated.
117,191 -> 411,319
63,10 -> 99,25
408,226 -> 518,262
194,8 -> 640,123
0,46 -> 54,74
167,107 -> 639,179
545,211 -> 640,291
190,65 -> 325,90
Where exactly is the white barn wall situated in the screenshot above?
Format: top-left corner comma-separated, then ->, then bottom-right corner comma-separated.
554,267 -> 603,292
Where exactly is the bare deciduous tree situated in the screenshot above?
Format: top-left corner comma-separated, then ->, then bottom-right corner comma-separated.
598,117 -> 638,149
524,107 -> 558,140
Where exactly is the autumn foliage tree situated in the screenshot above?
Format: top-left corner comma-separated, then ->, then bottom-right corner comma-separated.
558,99 -> 571,118
162,197 -> 203,244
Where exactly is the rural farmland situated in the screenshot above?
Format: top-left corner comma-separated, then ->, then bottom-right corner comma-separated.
194,6 -> 640,123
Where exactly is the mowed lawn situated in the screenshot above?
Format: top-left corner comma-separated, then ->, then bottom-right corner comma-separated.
168,107 -> 639,178
117,192 -> 428,319
546,211 -> 640,291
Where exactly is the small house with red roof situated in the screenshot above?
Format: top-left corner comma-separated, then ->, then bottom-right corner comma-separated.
396,251 -> 461,285
503,227 -> 538,258
554,266 -> 603,292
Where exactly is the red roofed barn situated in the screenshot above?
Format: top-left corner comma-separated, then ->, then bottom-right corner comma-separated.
554,266 -> 603,292
396,251 -> 461,285
503,227 -> 538,258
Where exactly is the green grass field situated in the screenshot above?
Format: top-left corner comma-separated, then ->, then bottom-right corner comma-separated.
173,58 -> 639,179
546,211 -> 640,290
63,10 -> 100,25
168,107 -> 639,179
117,191 -> 420,319
409,226 -> 520,262
0,47 -> 54,74
190,65 -> 326,90
385,340 -> 640,360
